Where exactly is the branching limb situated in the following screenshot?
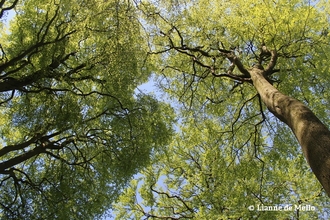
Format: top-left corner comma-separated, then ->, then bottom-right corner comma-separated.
211,72 -> 252,83
160,24 -> 254,83
0,133 -> 43,157
149,184 -> 195,219
264,49 -> 278,76
0,0 -> 19,18
217,48 -> 250,77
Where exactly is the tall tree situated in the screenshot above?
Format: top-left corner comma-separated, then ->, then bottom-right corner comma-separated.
0,0 -> 174,219
114,0 -> 330,219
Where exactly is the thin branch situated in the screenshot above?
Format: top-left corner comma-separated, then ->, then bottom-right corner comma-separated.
231,94 -> 259,132
0,0 -> 19,18
0,29 -> 76,75
0,89 -> 15,105
264,50 -> 278,75
150,185 -> 194,214
211,72 -> 252,83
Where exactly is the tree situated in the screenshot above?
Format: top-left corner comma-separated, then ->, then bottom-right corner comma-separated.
0,0 -> 174,219
114,0 -> 330,219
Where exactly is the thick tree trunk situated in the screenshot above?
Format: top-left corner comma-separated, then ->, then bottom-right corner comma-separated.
249,67 -> 330,196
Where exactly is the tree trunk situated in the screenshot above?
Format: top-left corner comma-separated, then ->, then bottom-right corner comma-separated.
249,67 -> 330,196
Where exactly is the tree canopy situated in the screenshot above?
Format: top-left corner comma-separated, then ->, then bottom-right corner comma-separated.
0,0 -> 174,219
2,0 -> 330,219
113,0 -> 330,219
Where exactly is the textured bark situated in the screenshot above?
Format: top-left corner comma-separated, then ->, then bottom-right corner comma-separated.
250,67 -> 330,196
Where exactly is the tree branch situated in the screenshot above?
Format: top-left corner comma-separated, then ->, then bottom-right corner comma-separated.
0,147 -> 46,173
0,133 -> 43,157
264,50 -> 278,75
0,26 -> 75,76
218,49 -> 250,77
0,0 -> 19,18
0,51 -> 80,92
150,184 -> 194,214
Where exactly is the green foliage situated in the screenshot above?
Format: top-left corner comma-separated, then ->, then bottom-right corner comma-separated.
115,118 -> 329,219
113,0 -> 330,219
2,0 -> 330,218
0,0 -> 174,219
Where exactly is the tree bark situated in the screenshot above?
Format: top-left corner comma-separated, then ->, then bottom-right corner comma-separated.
249,67 -> 330,196
0,146 -> 46,173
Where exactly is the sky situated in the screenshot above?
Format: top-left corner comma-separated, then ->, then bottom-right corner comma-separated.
1,8 -> 163,219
